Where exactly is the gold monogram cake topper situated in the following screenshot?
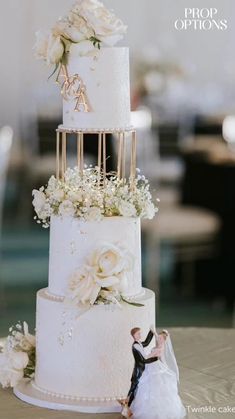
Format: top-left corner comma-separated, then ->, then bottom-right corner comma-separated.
56,65 -> 92,113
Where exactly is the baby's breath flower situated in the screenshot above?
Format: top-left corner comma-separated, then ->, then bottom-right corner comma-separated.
32,166 -> 159,227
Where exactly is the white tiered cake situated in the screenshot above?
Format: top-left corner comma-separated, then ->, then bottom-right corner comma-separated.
34,216 -> 155,407
13,0 -> 158,413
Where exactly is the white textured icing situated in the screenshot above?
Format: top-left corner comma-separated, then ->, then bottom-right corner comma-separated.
62,46 -> 131,130
35,288 -> 155,399
48,215 -> 142,298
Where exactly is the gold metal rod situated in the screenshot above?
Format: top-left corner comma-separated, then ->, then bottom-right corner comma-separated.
61,132 -> 66,179
56,131 -> 60,180
98,133 -> 102,170
77,133 -> 81,170
80,133 -> 84,172
98,133 -> 102,187
103,133 -> 106,180
62,64 -> 69,79
122,132 -> 126,180
130,131 -> 134,180
117,133 -> 122,179
133,130 -> 137,177
131,131 -> 137,189
64,132 -> 67,174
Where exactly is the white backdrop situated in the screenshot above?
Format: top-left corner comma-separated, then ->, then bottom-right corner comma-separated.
0,0 -> 235,150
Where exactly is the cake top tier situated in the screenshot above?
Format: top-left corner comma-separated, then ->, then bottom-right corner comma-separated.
34,0 -> 130,130
34,0 -> 127,67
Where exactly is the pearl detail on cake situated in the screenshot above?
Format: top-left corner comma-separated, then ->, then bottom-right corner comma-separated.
32,381 -> 125,403
44,288 -> 146,303
57,124 -> 134,134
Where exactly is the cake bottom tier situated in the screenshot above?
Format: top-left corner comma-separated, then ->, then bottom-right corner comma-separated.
35,288 -> 155,401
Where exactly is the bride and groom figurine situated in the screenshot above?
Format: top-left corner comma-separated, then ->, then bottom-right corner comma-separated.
120,326 -> 187,419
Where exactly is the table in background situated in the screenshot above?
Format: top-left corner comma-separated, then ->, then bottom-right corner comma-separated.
1,327 -> 235,419
181,147 -> 235,307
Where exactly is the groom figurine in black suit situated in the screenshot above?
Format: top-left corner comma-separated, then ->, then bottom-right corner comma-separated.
119,326 -> 158,417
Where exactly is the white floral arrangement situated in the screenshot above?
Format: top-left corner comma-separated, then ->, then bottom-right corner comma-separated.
0,322 -> 35,389
67,242 -> 143,307
32,167 -> 159,228
34,0 -> 127,68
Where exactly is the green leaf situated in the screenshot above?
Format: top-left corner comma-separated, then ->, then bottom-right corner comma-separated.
48,63 -> 60,81
89,36 -> 101,50
121,296 -> 145,307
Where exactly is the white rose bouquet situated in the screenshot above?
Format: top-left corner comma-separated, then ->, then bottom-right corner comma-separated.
67,242 -> 143,307
71,0 -> 127,46
34,0 -> 127,68
0,322 -> 36,389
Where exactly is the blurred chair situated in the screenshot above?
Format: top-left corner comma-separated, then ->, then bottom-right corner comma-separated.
0,126 -> 13,312
143,205 -> 221,300
0,126 -> 13,231
181,150 -> 235,309
22,116 -> 116,186
129,113 -> 157,191
128,107 -> 160,183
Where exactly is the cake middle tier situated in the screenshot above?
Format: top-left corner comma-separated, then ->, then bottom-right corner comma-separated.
48,216 -> 142,298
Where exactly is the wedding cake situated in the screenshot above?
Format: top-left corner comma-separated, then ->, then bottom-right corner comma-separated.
7,0 -> 158,413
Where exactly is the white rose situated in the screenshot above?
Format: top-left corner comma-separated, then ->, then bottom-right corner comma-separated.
68,13 -> 94,39
68,268 -> 101,305
46,34 -> 64,65
90,243 -> 132,291
58,200 -> 75,217
72,0 -> 127,46
7,331 -> 24,349
12,322 -> 35,351
118,201 -> 137,218
34,31 -> 50,60
91,244 -> 125,277
93,15 -> 127,46
0,354 -> 24,388
53,18 -> 92,43
72,0 -> 103,15
67,243 -> 132,305
115,271 -> 129,294
9,351 -> 29,371
19,336 -> 35,352
73,0 -> 102,7
32,190 -> 46,211
69,41 -> 98,57
0,351 -> 28,388
0,369 -> 23,388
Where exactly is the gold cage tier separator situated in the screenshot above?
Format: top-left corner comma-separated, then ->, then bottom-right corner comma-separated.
56,128 -> 137,187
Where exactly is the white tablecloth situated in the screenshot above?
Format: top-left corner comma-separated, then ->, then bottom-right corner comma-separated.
1,327 -> 235,418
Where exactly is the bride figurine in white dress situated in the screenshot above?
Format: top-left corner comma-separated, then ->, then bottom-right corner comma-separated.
130,328 -> 187,419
